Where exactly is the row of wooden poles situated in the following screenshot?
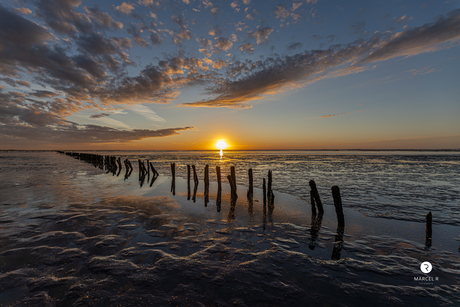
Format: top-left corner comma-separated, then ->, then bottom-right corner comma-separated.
58,151 -> 434,254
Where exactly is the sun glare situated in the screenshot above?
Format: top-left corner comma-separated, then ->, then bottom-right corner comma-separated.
215,140 -> 228,150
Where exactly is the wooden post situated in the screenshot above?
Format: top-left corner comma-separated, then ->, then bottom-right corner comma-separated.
216,166 -> 221,190
309,180 -> 324,215
263,178 -> 266,208
247,168 -> 253,199
227,175 -> 237,199
205,164 -> 209,188
230,166 -> 236,192
267,170 -> 272,199
331,186 -> 345,227
426,212 -> 432,247
187,165 -> 191,199
146,160 -> 150,176
192,165 -> 198,185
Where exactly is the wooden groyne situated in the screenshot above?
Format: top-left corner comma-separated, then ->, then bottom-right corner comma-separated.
58,151 -> 437,257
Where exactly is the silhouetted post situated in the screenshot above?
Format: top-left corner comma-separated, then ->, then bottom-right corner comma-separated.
192,165 -> 198,185
146,160 -> 150,176
263,178 -> 267,230
170,163 -> 175,195
331,186 -> 345,228
227,175 -> 237,199
216,166 -> 221,190
204,164 -> 209,207
267,170 -> 272,199
230,166 -> 236,193
309,213 -> 323,250
426,212 -> 432,247
247,168 -> 253,200
216,188 -> 222,213
187,165 -> 191,200
309,180 -> 324,215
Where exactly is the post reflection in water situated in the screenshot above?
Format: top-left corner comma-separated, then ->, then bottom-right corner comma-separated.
228,196 -> 237,221
216,186 -> 221,212
331,225 -> 345,260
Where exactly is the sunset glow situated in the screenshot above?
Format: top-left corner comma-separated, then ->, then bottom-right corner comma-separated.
215,140 -> 228,150
0,1 -> 458,150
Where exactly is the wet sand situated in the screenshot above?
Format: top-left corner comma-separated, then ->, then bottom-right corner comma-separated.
0,152 -> 459,306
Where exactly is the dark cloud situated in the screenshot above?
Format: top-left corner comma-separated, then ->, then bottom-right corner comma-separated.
127,23 -> 150,47
150,32 -> 162,45
34,0 -> 92,36
0,77 -> 31,87
0,87 -> 193,143
31,90 -> 60,98
90,113 -> 111,118
348,21 -> 366,35
171,15 -> 192,45
287,42 -> 303,50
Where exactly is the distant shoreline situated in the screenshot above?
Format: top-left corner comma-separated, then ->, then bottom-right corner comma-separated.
1,149 -> 459,152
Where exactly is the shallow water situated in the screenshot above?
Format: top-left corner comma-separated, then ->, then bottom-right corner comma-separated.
0,151 -> 459,306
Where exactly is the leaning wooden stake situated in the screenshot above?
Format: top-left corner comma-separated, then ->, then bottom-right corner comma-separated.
426,212 -> 432,247
309,180 -> 324,215
331,186 -> 345,227
192,165 -> 198,184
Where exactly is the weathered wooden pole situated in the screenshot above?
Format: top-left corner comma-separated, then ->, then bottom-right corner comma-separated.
205,164 -> 209,189
426,212 -> 432,247
263,178 -> 266,208
230,166 -> 236,193
263,178 -> 267,230
247,168 -> 253,199
187,165 -> 191,200
146,160 -> 150,176
267,170 -> 272,199
204,164 -> 209,207
331,186 -> 345,227
227,175 -> 237,199
216,166 -> 221,190
192,165 -> 198,185
309,180 -> 324,215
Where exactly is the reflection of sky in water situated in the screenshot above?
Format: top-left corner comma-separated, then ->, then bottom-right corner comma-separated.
1,152 -> 460,306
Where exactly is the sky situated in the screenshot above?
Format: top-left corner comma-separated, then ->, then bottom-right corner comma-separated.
0,0 -> 459,150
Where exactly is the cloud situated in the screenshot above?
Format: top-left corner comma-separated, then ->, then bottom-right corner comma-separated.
238,42 -> 255,53
361,9 -> 460,64
181,9 -> 460,109
287,42 -> 303,51
15,7 -> 32,15
84,5 -> 123,30
213,37 -> 233,53
90,113 -> 111,118
115,2 -> 135,15
321,110 -> 363,118
406,67 -> 441,76
0,88 -> 193,143
248,27 -> 274,44
130,104 -> 166,122
208,26 -> 222,37
0,77 -> 31,87
31,90 -> 60,98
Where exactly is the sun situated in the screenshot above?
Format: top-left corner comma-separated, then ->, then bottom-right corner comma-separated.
215,140 -> 228,150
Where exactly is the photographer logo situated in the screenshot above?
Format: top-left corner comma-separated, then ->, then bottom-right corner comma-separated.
420,261 -> 432,273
